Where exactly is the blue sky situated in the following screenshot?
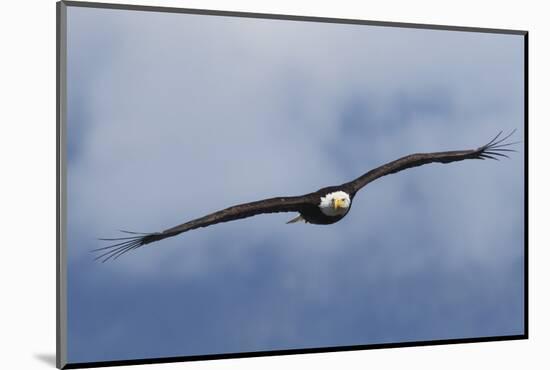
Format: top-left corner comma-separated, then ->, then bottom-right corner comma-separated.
66,6 -> 524,364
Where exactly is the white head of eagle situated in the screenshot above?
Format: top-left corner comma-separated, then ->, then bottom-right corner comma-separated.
319,191 -> 351,216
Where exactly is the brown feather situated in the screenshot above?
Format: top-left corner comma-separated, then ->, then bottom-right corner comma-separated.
94,130 -> 517,262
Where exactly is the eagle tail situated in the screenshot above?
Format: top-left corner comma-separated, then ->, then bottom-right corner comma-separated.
286,214 -> 305,224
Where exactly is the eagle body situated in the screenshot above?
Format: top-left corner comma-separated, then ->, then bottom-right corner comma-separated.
95,131 -> 518,262
297,187 -> 354,224
299,202 -> 347,224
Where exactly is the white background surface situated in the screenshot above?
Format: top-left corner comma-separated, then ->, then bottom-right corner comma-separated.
0,0 -> 546,369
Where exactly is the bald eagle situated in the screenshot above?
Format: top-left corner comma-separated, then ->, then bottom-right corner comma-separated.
94,130 -> 518,262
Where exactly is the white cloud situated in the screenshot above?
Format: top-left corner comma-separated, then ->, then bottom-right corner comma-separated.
67,6 -> 523,275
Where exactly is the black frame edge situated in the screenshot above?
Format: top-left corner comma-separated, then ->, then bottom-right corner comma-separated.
61,0 -> 527,35
523,32 -> 529,339
57,1 -> 68,369
62,335 -> 527,369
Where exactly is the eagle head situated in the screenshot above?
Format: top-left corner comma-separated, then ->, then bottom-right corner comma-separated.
319,191 -> 351,216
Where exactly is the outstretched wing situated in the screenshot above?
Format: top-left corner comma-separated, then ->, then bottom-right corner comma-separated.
94,195 -> 313,262
345,130 -> 518,194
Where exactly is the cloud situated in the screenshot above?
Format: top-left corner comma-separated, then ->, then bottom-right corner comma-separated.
66,6 -> 524,363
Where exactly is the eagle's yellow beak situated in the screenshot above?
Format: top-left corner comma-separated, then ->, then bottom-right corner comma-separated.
333,198 -> 346,209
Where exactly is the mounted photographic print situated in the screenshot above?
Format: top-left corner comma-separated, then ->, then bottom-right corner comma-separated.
57,1 -> 528,368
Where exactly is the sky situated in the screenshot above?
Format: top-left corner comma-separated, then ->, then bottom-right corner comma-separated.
65,6 -> 525,364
